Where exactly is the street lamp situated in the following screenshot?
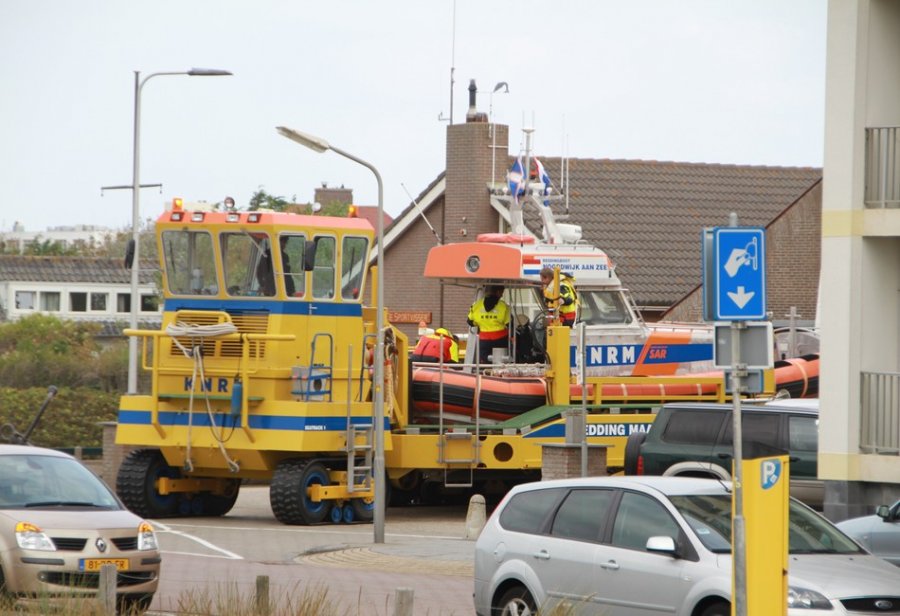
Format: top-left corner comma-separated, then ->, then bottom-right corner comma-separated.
127,68 -> 232,394
276,126 -> 387,544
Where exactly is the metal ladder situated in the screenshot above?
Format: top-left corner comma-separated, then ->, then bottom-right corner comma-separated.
346,343 -> 373,494
437,363 -> 480,488
346,420 -> 374,493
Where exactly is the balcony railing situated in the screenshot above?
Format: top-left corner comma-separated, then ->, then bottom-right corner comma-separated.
865,127 -> 900,208
860,370 -> 900,453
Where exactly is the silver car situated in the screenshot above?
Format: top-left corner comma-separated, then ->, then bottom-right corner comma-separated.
837,500 -> 900,567
0,444 -> 160,612
474,476 -> 900,615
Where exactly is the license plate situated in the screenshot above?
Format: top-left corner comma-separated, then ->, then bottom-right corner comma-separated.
79,558 -> 129,572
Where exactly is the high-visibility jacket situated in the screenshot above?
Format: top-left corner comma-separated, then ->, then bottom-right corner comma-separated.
411,331 -> 459,363
544,276 -> 578,323
558,277 -> 577,322
467,298 -> 510,340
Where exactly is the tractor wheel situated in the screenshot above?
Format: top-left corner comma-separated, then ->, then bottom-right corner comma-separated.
351,494 -> 375,522
116,449 -> 182,518
270,459 -> 333,525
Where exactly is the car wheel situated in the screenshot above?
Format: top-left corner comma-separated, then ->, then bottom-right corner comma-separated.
0,566 -> 13,608
495,585 -> 536,616
698,600 -> 730,616
623,431 -> 647,475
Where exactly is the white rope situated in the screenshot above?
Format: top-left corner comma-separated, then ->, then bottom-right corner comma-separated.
166,321 -> 241,473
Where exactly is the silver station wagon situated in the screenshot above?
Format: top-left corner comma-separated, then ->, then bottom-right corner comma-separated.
474,476 -> 900,616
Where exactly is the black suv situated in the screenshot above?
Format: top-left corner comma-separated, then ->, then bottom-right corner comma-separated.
624,400 -> 822,508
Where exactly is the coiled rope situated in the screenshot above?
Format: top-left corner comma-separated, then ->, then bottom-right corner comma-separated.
166,321 -> 241,473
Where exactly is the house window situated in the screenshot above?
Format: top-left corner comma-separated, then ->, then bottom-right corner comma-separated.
40,292 -> 61,311
141,295 -> 159,312
90,293 -> 107,311
117,293 -> 130,313
70,292 -> 87,312
15,291 -> 35,310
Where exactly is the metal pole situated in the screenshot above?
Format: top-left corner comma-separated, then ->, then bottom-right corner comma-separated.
127,71 -> 142,394
329,145 -> 386,544
732,320 -> 747,616
127,69 -> 231,393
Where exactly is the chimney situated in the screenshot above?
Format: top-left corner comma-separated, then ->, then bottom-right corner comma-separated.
465,79 -> 488,123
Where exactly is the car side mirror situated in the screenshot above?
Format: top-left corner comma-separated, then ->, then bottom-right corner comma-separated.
876,505 -> 891,520
646,535 -> 677,556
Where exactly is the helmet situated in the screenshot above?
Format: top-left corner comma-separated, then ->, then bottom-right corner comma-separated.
435,327 -> 451,337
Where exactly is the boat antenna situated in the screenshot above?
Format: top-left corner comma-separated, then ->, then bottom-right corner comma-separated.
401,182 -> 442,244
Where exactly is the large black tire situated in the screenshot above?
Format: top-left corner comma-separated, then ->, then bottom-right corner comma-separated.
198,478 -> 241,517
623,431 -> 648,475
116,449 -> 182,518
698,601 -> 731,616
494,585 -> 536,616
270,459 -> 333,525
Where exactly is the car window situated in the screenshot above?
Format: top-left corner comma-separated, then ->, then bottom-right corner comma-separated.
0,454 -> 119,509
611,491 -> 681,551
721,413 -> 780,446
668,495 -> 865,555
550,489 -> 615,542
499,487 -> 566,534
788,416 -> 818,452
661,410 -> 724,445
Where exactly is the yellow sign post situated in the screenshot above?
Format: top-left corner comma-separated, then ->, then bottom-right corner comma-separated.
734,447 -> 789,616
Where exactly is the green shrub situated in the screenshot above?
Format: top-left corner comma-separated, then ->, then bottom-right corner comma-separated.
0,387 -> 118,449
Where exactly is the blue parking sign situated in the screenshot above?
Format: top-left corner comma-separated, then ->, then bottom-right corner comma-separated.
713,227 -> 766,320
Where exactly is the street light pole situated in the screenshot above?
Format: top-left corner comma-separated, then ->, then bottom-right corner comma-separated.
276,127 -> 387,544
127,68 -> 232,394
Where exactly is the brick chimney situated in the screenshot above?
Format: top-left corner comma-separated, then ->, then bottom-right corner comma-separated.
445,79 -> 509,242
314,183 -> 353,207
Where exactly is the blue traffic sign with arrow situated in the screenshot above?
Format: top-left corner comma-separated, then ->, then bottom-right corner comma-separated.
713,227 -> 766,320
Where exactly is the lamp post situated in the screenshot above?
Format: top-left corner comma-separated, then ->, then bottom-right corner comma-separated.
276,126 -> 386,543
127,68 -> 232,394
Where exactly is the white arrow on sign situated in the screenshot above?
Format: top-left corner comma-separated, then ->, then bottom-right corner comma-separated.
727,286 -> 755,308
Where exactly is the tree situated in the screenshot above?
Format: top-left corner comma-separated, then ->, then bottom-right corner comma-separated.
0,314 -> 124,391
249,188 -> 289,212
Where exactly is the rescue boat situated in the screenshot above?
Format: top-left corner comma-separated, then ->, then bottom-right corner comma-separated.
410,354 -> 819,423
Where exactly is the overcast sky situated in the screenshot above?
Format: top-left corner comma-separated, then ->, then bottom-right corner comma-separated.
0,1 -> 826,232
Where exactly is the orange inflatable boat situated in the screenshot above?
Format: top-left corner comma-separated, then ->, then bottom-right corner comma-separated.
410,355 -> 819,422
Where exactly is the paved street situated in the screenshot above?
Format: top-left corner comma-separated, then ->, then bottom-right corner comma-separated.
149,485 -> 478,615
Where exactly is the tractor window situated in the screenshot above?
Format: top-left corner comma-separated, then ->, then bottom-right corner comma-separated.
341,236 -> 368,301
312,236 -> 336,299
279,233 -> 306,298
221,232 -> 275,297
162,230 -> 216,295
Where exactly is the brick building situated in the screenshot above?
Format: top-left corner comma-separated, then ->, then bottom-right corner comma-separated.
380,91 -> 822,343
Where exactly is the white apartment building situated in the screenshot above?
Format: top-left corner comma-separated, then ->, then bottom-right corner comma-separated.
0,256 -> 160,331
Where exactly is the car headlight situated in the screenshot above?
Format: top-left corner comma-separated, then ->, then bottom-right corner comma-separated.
787,586 -> 833,610
15,522 -> 56,551
137,521 -> 158,551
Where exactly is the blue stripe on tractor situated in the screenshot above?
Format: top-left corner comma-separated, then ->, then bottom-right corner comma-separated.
163,298 -> 363,317
118,410 -> 388,431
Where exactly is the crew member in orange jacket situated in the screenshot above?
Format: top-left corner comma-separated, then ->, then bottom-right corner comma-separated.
411,327 -> 459,364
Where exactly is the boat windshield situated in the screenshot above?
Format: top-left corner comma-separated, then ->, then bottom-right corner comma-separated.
578,290 -> 633,325
669,494 -> 865,555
